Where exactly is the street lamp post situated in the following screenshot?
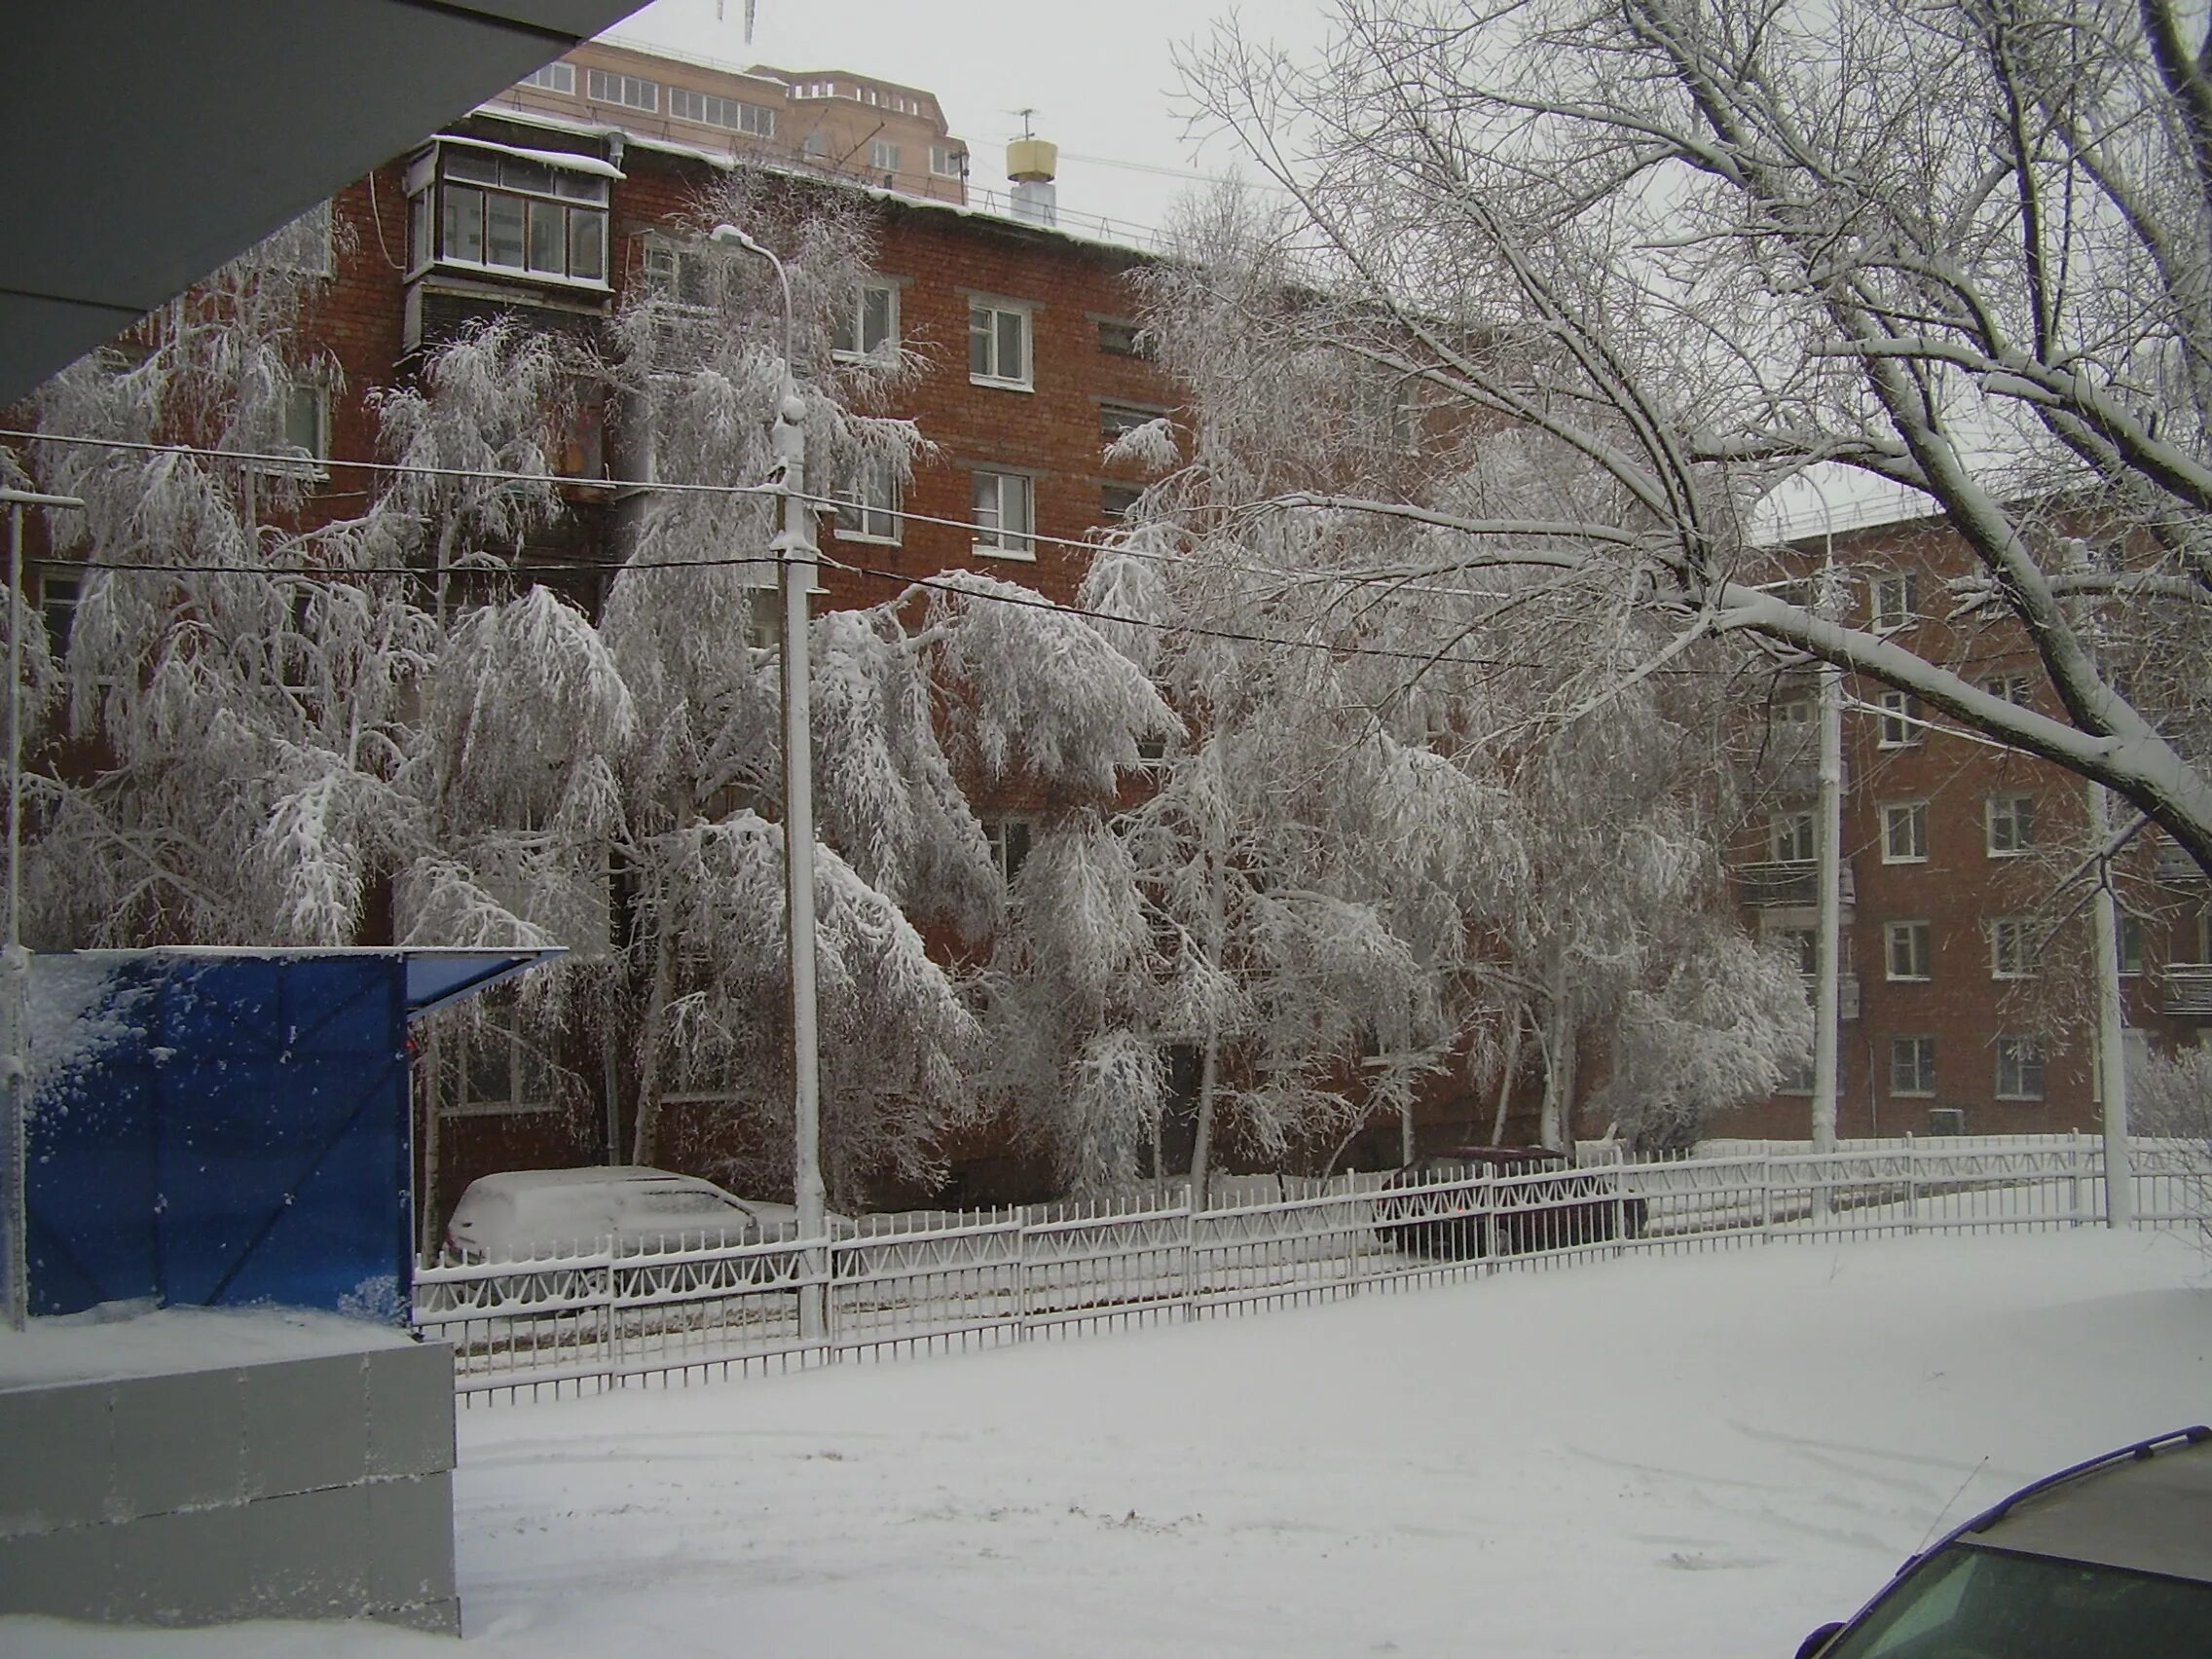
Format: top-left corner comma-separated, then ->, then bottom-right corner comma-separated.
709,224 -> 827,1342
4,486 -> 85,1332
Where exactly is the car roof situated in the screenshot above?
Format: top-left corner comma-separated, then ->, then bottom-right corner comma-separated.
464,1166 -> 719,1195
1955,1428 -> 2212,1585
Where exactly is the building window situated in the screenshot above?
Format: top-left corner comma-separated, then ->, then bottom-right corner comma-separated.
1869,572 -> 1917,628
459,1021 -> 558,1115
868,138 -> 903,172
834,460 -> 901,543
1773,926 -> 1818,976
929,143 -> 967,177
1994,1036 -> 2046,1100
1885,920 -> 1932,981
1100,482 -> 1142,521
1777,1050 -> 1815,1095
831,281 -> 898,358
1876,689 -> 1922,747
1981,673 -> 2032,706
1100,401 -> 1165,440
2120,913 -> 2145,977
802,130 -> 829,160
642,237 -> 712,308
1881,800 -> 1929,863
982,817 -> 1033,882
741,587 -> 781,653
37,570 -> 81,657
1096,317 -> 1152,358
1769,811 -> 1815,864
1986,793 -> 2037,857
1890,1035 -> 1936,1096
972,470 -> 1035,558
273,381 -> 328,475
585,68 -> 658,112
410,142 -> 608,286
1990,916 -> 2039,978
669,87 -> 774,135
969,299 -> 1032,388
519,61 -> 575,94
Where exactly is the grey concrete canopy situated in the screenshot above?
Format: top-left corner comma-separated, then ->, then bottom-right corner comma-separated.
0,0 -> 646,406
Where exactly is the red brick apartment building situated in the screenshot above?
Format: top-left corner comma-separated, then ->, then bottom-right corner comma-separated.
1708,513 -> 2205,1144
280,52 -> 1165,1215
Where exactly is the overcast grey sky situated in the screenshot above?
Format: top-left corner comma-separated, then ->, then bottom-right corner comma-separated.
610,0 -> 1335,240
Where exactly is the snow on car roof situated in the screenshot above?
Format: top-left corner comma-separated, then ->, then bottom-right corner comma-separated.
466,1166 -> 700,1192
1967,1432 -> 2212,1585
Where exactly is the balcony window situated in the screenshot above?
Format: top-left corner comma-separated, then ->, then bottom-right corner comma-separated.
519,62 -> 575,94
930,143 -> 967,178
1769,811 -> 1815,864
585,68 -> 658,112
642,238 -> 712,309
669,87 -> 774,135
868,138 -> 903,172
409,142 -> 609,288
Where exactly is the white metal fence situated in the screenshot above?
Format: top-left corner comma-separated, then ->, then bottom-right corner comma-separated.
413,1134 -> 2209,1403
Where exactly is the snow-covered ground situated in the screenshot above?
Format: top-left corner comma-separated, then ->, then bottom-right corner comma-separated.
9,1230 -> 2210,1656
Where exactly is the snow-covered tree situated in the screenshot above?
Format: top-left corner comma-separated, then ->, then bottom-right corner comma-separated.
1181,0 -> 2212,877
1039,186 -> 1807,1177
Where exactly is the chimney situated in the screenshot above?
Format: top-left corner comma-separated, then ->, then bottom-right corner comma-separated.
1007,134 -> 1057,227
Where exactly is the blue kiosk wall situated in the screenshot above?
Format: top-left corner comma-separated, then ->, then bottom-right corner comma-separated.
25,948 -> 549,1321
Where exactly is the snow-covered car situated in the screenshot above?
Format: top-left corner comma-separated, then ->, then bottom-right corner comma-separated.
445,1165 -> 840,1261
1794,1424 -> 2212,1658
1374,1146 -> 1645,1258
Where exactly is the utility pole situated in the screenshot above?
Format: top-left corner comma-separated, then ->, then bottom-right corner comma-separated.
2086,781 -> 2133,1228
709,224 -> 828,1341
1811,548 -> 1844,1218
4,488 -> 85,1331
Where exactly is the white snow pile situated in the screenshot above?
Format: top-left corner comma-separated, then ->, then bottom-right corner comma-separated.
4,1230 -> 2208,1656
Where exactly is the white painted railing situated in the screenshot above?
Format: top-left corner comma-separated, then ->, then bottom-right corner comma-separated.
413,1134 -> 2209,1403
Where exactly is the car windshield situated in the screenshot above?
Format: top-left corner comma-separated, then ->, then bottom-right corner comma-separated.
1822,1542 -> 2212,1658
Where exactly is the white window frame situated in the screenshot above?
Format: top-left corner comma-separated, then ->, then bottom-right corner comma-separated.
831,280 -> 900,360
1876,689 -> 1923,748
868,137 -> 903,172
1885,920 -> 1932,982
834,459 -> 902,544
1769,811 -> 1815,864
252,379 -> 328,481
1882,800 -> 1929,864
668,86 -> 775,135
1990,916 -> 2039,979
408,140 -> 611,290
1981,673 -> 2032,706
1890,1035 -> 1936,1097
972,469 -> 1036,559
982,817 -> 1034,883
1994,1035 -> 2046,1101
1869,571 -> 1917,629
519,61 -> 575,94
36,568 -> 82,659
930,143 -> 966,177
2120,913 -> 2145,977
1986,793 -> 2037,858
969,298 -> 1033,389
641,236 -> 713,310
585,67 -> 658,112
